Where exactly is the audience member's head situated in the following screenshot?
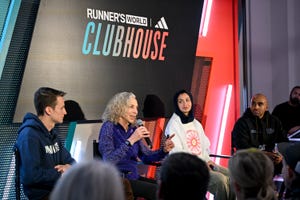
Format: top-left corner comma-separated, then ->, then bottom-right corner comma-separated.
229,148 -> 277,200
278,142 -> 300,192
50,160 -> 125,200
158,152 -> 209,200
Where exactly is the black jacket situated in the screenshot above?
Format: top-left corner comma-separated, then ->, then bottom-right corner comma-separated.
232,108 -> 288,152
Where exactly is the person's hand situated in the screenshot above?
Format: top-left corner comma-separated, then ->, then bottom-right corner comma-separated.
55,164 -> 71,174
207,160 -> 216,171
127,126 -> 150,145
264,151 -> 282,164
273,153 -> 283,164
163,134 -> 175,153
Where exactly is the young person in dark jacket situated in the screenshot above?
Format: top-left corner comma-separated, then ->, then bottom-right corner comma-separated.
15,87 -> 76,200
231,93 -> 288,175
98,91 -> 174,200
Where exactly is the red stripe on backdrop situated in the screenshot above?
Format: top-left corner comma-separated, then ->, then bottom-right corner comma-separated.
194,0 -> 240,167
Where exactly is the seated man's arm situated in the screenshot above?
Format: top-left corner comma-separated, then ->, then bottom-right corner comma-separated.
232,119 -> 253,150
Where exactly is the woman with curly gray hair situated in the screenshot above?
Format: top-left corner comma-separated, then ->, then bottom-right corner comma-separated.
229,148 -> 278,200
101,92 -> 136,123
99,91 -> 174,200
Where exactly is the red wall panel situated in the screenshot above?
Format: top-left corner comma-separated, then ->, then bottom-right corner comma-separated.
196,0 -> 239,166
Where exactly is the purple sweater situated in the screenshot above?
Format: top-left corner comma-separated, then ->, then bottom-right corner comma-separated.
98,121 -> 167,180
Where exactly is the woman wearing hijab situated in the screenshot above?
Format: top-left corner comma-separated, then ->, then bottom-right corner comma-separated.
165,89 -> 235,200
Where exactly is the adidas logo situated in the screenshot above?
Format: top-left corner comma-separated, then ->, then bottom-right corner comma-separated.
154,17 -> 168,30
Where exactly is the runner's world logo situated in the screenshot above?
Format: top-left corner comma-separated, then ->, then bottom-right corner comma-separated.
82,8 -> 169,61
126,14 -> 148,27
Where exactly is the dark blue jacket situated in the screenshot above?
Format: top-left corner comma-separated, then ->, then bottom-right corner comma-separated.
15,113 -> 75,200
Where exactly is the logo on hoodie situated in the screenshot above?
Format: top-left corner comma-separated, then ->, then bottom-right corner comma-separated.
45,142 -> 60,154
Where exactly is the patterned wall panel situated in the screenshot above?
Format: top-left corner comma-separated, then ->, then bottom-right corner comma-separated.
0,0 -> 41,199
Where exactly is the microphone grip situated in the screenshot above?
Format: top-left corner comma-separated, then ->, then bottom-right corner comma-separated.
144,137 -> 152,149
136,119 -> 152,149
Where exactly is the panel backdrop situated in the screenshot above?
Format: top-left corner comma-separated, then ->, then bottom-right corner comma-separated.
14,0 -> 204,121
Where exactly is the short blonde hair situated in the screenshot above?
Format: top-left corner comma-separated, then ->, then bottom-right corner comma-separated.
229,148 -> 277,200
101,92 -> 136,124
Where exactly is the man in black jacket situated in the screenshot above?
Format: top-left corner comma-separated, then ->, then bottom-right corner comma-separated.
272,86 -> 300,135
231,93 -> 288,174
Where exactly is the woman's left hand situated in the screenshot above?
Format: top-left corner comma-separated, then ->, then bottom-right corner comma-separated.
163,134 -> 175,153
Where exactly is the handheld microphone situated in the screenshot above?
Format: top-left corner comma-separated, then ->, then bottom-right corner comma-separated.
136,119 -> 152,149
